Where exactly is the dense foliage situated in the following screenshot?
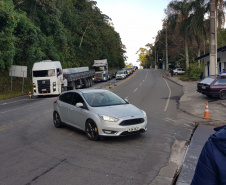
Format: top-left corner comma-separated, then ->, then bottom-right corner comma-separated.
0,0 -> 126,73
139,0 -> 226,78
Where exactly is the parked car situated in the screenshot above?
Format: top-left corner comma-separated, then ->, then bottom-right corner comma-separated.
53,89 -> 147,140
173,68 -> 185,75
197,74 -> 226,99
123,68 -> 133,75
116,70 -> 127,80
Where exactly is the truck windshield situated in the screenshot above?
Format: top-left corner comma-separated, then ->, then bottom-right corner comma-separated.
92,66 -> 106,72
33,69 -> 55,77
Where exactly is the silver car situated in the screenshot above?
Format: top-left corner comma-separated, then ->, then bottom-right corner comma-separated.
53,89 -> 147,140
116,70 -> 127,79
173,68 -> 185,75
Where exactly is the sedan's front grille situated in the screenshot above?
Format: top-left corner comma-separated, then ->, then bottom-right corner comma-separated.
120,118 -> 144,126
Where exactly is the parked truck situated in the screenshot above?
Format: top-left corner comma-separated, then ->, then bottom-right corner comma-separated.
32,60 -> 95,96
92,59 -> 116,82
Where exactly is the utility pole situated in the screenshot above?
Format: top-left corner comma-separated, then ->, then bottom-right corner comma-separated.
166,22 -> 168,71
155,45 -> 157,70
209,0 -> 218,76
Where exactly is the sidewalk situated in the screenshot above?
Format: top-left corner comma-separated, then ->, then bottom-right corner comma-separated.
164,75 -> 226,185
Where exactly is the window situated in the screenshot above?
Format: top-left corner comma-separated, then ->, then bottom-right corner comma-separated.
59,92 -> 74,104
57,68 -> 62,76
200,77 -> 215,85
72,93 -> 85,106
33,69 -> 55,77
214,78 -> 226,85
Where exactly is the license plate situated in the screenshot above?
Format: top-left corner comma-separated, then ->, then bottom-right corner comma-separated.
42,89 -> 46,91
202,86 -> 206,89
128,126 -> 140,132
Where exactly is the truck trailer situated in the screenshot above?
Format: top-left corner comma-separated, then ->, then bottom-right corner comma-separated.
32,60 -> 95,96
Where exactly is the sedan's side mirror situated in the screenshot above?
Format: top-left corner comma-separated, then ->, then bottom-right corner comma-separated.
76,102 -> 84,108
124,99 -> 129,103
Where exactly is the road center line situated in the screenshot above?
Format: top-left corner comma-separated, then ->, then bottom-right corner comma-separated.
162,78 -> 171,112
133,88 -> 138,92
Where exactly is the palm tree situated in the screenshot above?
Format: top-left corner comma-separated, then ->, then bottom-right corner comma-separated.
189,0 -> 209,68
166,0 -> 193,70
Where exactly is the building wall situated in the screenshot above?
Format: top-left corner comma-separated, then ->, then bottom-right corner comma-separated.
203,51 -> 226,76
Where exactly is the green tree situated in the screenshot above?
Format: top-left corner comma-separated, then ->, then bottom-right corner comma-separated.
189,0 -> 209,68
0,0 -> 17,71
166,0 -> 193,70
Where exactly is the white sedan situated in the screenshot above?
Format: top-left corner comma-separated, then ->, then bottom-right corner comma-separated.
173,68 -> 185,75
53,89 -> 147,140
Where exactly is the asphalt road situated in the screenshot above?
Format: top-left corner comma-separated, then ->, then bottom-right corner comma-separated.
0,69 -> 190,185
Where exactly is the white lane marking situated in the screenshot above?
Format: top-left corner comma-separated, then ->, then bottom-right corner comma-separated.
140,83 -> 142,86
162,78 -> 171,112
125,96 -> 129,99
68,132 -> 74,136
0,100 -> 52,114
0,98 -> 33,106
133,88 -> 138,92
143,80 -> 145,83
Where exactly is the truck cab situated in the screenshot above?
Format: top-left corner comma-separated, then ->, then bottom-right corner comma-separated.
92,59 -> 109,82
32,60 -> 63,96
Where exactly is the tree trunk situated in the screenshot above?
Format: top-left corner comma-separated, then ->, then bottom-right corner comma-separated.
198,48 -> 201,68
79,23 -> 89,48
197,39 -> 201,68
184,36 -> 189,69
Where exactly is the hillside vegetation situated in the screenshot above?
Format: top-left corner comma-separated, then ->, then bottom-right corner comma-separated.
0,0 -> 126,72
0,0 -> 126,99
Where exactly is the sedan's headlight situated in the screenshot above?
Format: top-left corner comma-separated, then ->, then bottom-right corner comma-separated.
142,110 -> 146,118
99,115 -> 119,122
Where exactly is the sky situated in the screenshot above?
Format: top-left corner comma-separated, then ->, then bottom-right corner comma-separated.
95,0 -> 172,66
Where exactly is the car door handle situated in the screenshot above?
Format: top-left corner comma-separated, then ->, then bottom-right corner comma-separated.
69,108 -> 73,110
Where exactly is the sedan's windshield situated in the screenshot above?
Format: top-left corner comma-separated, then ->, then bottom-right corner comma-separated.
200,77 -> 215,85
83,92 -> 127,107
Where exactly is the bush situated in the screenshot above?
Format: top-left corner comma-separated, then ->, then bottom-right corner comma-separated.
186,63 -> 204,80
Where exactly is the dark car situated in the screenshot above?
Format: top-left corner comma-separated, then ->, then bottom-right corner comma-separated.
197,74 -> 226,99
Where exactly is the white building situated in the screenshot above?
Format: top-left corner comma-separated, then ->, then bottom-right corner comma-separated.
196,46 -> 226,76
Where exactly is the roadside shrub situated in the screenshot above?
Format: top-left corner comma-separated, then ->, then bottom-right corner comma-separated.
186,62 -> 204,80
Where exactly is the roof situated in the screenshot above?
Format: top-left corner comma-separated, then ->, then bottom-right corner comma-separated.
65,89 -> 110,94
195,46 -> 226,61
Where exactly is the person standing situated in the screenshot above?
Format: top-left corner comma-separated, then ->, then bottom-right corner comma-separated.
200,71 -> 203,79
191,125 -> 226,185
61,77 -> 68,91
170,69 -> 174,77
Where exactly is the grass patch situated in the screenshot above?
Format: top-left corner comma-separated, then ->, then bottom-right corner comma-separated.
0,72 -> 32,100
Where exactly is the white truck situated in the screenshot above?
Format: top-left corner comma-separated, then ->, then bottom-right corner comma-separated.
32,60 -> 95,96
92,59 -> 116,82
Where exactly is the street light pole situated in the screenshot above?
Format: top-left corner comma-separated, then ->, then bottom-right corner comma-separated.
165,23 -> 169,71
209,0 -> 217,76
155,45 -> 157,70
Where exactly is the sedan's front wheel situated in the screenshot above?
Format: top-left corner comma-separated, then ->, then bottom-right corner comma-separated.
85,120 -> 99,141
219,91 -> 226,100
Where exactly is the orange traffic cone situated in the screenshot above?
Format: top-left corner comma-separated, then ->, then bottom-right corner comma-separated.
203,102 -> 211,119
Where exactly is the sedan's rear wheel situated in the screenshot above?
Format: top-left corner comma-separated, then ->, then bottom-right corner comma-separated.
85,120 -> 99,141
219,91 -> 226,100
53,112 -> 63,128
